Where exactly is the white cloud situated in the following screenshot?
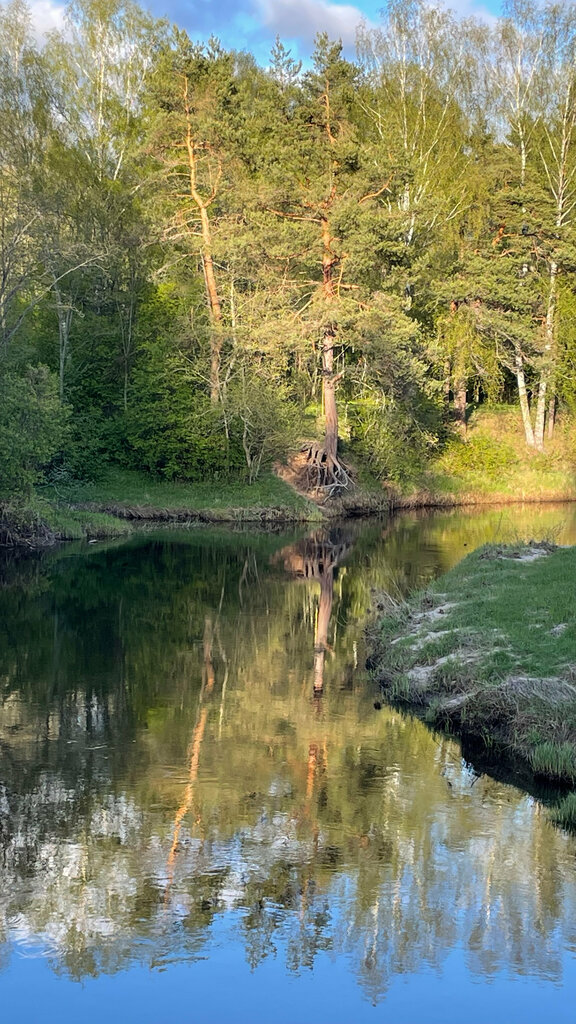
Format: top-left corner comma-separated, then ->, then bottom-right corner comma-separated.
255,0 -> 369,46
437,0 -> 497,24
29,0 -> 66,41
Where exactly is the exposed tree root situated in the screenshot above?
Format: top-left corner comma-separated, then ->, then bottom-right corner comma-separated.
301,442 -> 352,499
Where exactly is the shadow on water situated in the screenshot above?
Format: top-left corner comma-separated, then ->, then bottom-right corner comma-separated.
1,504 -> 576,1017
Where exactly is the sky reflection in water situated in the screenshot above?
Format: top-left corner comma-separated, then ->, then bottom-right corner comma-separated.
1,504 -> 576,1022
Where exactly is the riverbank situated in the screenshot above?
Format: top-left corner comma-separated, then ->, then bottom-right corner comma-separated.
3,407 -> 576,548
368,541 -> 576,829
0,470 -> 325,547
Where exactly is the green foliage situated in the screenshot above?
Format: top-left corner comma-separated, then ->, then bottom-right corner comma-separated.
224,375 -> 301,482
4,0 -> 576,508
0,366 -> 68,495
124,390 -> 242,480
348,395 -> 441,484
439,435 -> 519,479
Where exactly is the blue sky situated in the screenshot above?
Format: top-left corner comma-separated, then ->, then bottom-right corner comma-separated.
31,0 -> 504,61
154,0 -> 504,62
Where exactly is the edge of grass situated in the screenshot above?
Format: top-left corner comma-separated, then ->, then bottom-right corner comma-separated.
367,540 -> 576,831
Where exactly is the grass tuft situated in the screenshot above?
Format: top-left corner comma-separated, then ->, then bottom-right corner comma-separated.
550,792 -> 576,831
530,741 -> 576,783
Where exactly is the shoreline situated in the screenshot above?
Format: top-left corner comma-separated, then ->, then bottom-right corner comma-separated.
2,485 -> 576,548
367,541 -> 576,829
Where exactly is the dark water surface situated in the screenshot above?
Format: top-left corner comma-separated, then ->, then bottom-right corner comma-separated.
2,505 -> 576,1023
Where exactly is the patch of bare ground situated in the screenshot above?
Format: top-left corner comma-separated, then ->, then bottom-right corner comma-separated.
275,451 -> 388,516
479,540 -> 557,561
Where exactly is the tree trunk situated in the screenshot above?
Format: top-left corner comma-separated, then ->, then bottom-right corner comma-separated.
321,213 -> 338,454
183,75 -> 223,404
443,358 -> 451,410
547,394 -> 556,440
515,348 -> 535,447
302,213 -> 350,493
534,260 -> 558,450
453,380 -> 467,434
322,329 -> 338,461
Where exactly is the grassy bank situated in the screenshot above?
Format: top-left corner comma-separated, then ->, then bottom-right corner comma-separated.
396,407 -> 576,506
368,541 -> 576,828
0,496 -> 132,546
41,467 -> 322,522
1,469 -> 323,547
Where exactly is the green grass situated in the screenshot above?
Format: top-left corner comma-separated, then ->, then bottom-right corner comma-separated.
530,741 -> 576,783
41,466 -> 321,520
0,495 -> 132,545
398,406 -> 576,504
40,502 -> 132,540
551,792 -> 576,830
369,540 -> 576,829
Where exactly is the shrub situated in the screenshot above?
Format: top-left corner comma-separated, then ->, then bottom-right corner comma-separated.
439,434 -> 519,478
0,365 -> 68,495
348,395 -> 442,485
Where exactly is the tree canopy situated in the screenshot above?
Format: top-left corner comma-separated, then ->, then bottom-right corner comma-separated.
3,0 -> 576,496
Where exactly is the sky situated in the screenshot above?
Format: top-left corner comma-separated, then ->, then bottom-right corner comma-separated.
29,0 -> 504,62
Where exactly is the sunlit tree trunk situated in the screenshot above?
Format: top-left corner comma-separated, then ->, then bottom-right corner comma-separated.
514,348 -> 535,447
182,75 -> 223,403
534,260 -> 557,450
453,380 -> 467,435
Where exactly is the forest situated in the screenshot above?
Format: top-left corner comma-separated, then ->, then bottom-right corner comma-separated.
2,0 -> 576,502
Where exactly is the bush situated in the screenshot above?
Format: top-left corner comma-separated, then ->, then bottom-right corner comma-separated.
224,375 -> 301,483
439,434 -> 519,478
124,389 -> 245,480
48,410 -> 121,483
0,366 -> 69,495
348,396 -> 442,485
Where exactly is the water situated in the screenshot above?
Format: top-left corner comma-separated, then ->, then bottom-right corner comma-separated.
2,504 -> 576,1023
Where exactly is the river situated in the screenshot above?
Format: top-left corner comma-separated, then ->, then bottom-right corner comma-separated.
1,504 -> 576,1023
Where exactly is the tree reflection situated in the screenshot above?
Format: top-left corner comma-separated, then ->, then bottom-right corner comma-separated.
275,529 -> 352,695
0,514 -> 576,995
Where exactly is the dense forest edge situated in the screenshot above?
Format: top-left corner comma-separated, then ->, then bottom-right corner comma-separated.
368,541 -> 576,830
3,0 -> 576,545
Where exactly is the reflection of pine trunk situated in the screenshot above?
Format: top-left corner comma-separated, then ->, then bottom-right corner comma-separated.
166,614 -> 218,891
166,705 -> 208,883
313,568 -> 334,695
202,616 -> 215,694
306,742 -> 318,802
274,529 -> 351,694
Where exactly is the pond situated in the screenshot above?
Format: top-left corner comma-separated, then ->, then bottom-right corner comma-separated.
2,503 -> 576,1023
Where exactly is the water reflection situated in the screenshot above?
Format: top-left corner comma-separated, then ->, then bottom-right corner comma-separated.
1,506 -> 576,1014
275,528 -> 353,695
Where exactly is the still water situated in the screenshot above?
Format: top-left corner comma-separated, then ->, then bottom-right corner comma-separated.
2,505 -> 576,1023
